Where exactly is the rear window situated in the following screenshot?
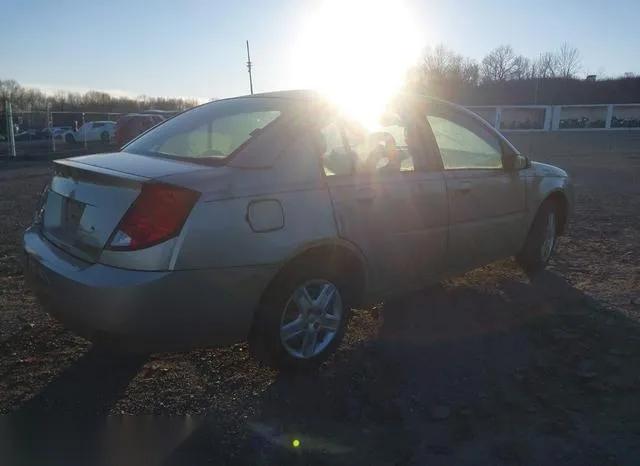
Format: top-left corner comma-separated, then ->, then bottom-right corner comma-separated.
124,97 -> 284,162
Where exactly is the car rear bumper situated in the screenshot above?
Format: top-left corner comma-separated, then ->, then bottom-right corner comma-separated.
22,226 -> 277,352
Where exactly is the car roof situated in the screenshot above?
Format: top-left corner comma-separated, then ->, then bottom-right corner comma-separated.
120,113 -> 163,118
245,89 -> 319,99
221,90 -> 468,115
225,89 -> 442,103
198,90 -> 520,155
224,89 -> 322,102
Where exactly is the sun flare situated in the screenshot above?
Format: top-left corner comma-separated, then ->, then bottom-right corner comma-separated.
292,0 -> 423,129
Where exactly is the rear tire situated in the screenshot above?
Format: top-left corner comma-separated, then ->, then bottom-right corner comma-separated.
516,200 -> 558,273
249,263 -> 352,372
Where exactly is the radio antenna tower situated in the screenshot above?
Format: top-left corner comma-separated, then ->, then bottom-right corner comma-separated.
246,40 -> 254,95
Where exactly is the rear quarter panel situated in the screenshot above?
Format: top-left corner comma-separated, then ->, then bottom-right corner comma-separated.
172,134 -> 340,269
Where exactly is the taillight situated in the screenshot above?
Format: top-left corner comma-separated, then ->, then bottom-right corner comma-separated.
106,183 -> 200,251
34,181 -> 50,224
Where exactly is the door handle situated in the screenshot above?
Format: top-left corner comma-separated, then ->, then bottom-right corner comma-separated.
356,186 -> 376,202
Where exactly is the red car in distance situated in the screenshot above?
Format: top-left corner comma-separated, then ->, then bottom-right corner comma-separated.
115,113 -> 167,147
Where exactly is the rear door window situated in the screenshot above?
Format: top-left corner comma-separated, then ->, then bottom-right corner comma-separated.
125,98 -> 285,161
158,111 -> 280,158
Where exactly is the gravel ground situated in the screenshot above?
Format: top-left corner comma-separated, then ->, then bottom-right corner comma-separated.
0,153 -> 639,465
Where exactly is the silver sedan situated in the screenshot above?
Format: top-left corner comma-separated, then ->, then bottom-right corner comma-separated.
22,91 -> 574,370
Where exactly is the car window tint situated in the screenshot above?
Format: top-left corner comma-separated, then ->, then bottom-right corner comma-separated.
93,123 -> 104,128
156,111 -> 280,158
318,122 -> 353,176
319,116 -> 416,176
125,98 -> 286,160
349,119 -> 415,173
427,115 -> 502,169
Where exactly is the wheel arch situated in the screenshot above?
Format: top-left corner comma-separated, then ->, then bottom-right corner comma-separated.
543,189 -> 569,236
257,239 -> 370,311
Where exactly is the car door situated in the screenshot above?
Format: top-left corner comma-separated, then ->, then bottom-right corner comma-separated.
90,122 -> 105,141
426,101 -> 527,275
319,113 -> 448,299
77,122 -> 92,142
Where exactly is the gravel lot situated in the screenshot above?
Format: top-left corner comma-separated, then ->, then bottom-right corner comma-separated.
1,152 -> 639,465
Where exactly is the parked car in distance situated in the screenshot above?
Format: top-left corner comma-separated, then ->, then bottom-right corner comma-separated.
52,126 -> 72,139
115,113 -> 166,147
64,121 -> 116,144
40,126 -> 72,140
23,90 -> 573,371
13,131 -> 33,142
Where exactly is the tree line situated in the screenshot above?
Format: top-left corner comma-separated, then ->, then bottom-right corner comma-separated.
3,42 -> 640,114
0,79 -> 200,113
407,42 -> 640,105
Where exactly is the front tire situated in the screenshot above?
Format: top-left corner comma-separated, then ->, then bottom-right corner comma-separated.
249,265 -> 351,371
100,131 -> 110,143
516,200 -> 558,273
65,133 -> 75,144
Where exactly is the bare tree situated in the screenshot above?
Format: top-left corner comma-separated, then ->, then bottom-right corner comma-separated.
422,44 -> 479,86
66,91 -> 82,109
1,78 -> 199,114
511,56 -> 531,80
423,44 -> 455,81
459,59 -> 480,86
532,52 -> 559,79
481,45 -> 529,81
23,88 -> 47,109
0,79 -> 22,101
556,43 -> 581,78
52,90 -> 67,111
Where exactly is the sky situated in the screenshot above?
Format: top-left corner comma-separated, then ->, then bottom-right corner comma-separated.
1,0 -> 638,101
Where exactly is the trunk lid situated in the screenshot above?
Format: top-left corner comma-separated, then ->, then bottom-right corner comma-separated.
68,151 -> 210,178
41,153 -> 208,262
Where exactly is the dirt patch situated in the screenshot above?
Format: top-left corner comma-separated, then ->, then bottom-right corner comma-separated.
1,153 -> 639,465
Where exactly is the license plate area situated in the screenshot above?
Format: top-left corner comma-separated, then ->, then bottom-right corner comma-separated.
43,192 -> 86,235
62,197 -> 85,229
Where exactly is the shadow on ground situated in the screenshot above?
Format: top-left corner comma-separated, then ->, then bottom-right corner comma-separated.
3,270 -> 640,466
164,270 -> 640,465
2,349 -> 147,465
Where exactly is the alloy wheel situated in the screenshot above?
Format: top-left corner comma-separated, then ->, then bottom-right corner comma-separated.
279,279 -> 343,359
541,211 -> 556,261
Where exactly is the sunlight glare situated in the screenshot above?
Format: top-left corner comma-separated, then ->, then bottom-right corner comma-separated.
292,0 -> 423,128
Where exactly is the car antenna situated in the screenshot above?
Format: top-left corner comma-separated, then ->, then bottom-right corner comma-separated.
246,40 -> 254,95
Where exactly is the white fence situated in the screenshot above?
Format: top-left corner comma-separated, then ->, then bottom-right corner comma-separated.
4,101 -> 640,158
468,104 -> 640,131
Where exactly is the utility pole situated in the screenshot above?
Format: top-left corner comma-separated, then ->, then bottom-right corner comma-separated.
246,40 -> 254,95
47,102 -> 56,152
5,100 -> 16,158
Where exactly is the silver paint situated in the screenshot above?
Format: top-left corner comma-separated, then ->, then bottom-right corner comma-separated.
23,91 -> 573,352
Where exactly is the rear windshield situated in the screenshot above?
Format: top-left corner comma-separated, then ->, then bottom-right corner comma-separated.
123,97 -> 284,161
